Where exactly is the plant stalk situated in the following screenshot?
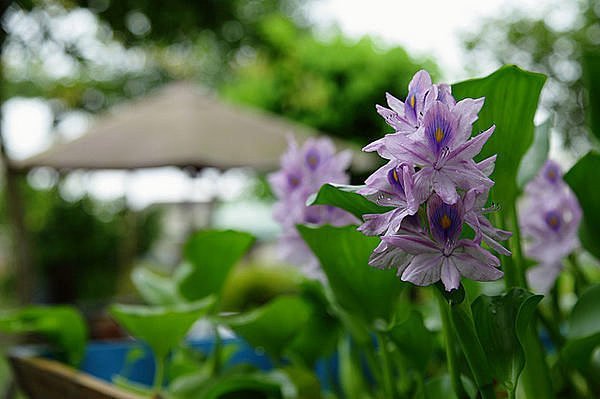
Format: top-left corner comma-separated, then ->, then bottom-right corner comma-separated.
435,291 -> 469,399
152,357 -> 165,395
446,290 -> 496,399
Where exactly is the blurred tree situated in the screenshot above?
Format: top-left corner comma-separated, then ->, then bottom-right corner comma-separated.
220,16 -> 438,146
20,185 -> 161,303
462,0 -> 600,150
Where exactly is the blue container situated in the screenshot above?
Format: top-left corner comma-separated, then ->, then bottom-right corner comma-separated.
79,338 -> 338,390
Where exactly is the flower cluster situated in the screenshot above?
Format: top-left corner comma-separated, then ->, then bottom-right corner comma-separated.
359,70 -> 510,291
519,160 -> 582,293
269,137 -> 357,278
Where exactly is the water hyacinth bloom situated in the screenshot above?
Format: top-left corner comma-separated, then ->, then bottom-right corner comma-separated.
269,137 -> 356,277
520,160 -> 582,292
383,195 -> 503,291
358,69 -> 508,290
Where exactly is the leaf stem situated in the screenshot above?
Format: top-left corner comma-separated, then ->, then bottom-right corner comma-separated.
443,288 -> 496,399
375,331 -> 396,399
568,253 -> 588,296
152,356 -> 165,395
435,290 -> 469,399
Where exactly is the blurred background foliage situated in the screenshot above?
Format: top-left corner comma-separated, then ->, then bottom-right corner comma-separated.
2,0 -> 598,305
463,0 -> 600,151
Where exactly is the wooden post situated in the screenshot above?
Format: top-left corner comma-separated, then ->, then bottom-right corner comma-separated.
0,0 -> 36,304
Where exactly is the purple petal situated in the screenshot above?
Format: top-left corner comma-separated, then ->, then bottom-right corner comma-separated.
452,252 -> 503,282
401,253 -> 443,286
477,155 -> 497,177
423,101 -> 457,154
433,171 -> 459,205
376,104 -> 408,132
449,125 -> 495,162
358,210 -> 395,236
383,234 -> 439,254
441,257 -> 461,291
385,92 -> 405,115
408,70 -> 433,93
369,240 -> 412,274
413,167 -> 434,203
527,262 -> 562,293
453,97 -> 485,143
427,194 -> 464,244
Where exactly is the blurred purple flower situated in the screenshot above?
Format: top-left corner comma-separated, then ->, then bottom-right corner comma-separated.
383,194 -> 503,291
269,137 -> 357,277
520,160 -> 582,292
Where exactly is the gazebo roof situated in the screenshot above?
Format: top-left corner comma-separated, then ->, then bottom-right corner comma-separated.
16,81 -> 374,172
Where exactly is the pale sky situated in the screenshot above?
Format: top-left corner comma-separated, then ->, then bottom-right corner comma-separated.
4,0 -> 575,208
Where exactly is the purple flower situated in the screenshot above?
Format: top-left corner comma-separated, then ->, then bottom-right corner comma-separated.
357,162 -> 419,236
464,187 -> 512,256
519,160 -> 582,292
383,101 -> 495,205
269,137 -> 357,277
383,194 -> 503,291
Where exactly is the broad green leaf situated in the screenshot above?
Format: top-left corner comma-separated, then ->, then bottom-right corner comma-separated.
177,230 -> 255,302
517,118 -> 552,187
132,267 -> 182,306
0,306 -> 87,366
583,52 -> 600,142
297,225 -> 405,328
562,284 -> 600,369
388,311 -> 433,373
307,184 -> 392,220
452,65 -> 546,208
170,370 -> 296,399
287,280 -> 342,367
564,152 -> 600,260
220,295 -> 312,360
471,288 -> 542,394
110,297 -> 214,360
424,375 -> 476,399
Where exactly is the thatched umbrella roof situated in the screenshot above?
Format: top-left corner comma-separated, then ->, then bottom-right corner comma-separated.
16,81 -> 374,172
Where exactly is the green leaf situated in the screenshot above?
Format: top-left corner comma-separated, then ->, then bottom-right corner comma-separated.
452,65 -> 546,208
564,152 -> 600,260
110,297 -> 214,360
388,311 -> 433,373
307,184 -> 392,220
0,306 -> 87,366
177,230 -> 255,302
424,375 -> 476,399
471,288 -> 542,394
563,284 -> 600,369
287,280 -> 342,366
517,118 -> 552,187
220,295 -> 312,360
170,370 -> 296,399
583,52 -> 600,141
132,267 -> 182,306
297,225 -> 405,328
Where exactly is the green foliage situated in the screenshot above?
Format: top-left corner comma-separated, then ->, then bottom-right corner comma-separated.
178,230 -> 255,302
308,184 -> 391,220
388,311 -> 434,373
110,298 -> 215,360
517,118 -> 552,187
564,152 -> 600,260
563,284 -> 600,370
471,288 -> 543,395
0,306 -> 87,366
131,267 -> 182,306
583,52 -> 600,142
23,186 -> 161,302
220,295 -> 311,360
463,2 -> 598,147
297,225 -> 405,329
452,65 -> 546,208
222,16 -> 437,145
